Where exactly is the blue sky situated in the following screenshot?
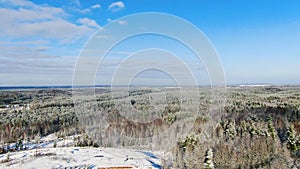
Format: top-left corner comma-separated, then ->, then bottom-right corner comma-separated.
0,0 -> 300,86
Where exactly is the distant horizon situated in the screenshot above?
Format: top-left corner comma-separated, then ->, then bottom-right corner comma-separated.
1,82 -> 299,89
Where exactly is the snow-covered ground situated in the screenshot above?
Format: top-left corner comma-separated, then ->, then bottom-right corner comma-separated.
0,147 -> 162,169
0,134 -> 162,169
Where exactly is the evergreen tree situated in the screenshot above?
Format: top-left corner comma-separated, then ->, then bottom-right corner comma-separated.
204,148 -> 214,169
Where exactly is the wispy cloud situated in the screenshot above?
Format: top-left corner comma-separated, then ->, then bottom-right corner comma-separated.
0,0 -> 98,44
0,40 -> 49,45
77,18 -> 101,28
0,43 -> 76,85
0,45 -> 56,59
77,4 -> 101,13
91,4 -> 101,9
106,18 -> 127,25
108,1 -> 125,12
0,0 -> 101,85
78,8 -> 91,13
90,49 -> 208,86
0,0 -> 37,8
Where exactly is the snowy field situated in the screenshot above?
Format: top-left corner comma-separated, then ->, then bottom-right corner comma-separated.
0,135 -> 162,169
0,147 -> 162,169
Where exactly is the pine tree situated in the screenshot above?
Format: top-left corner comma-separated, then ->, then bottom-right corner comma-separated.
267,116 -> 276,139
204,148 -> 214,169
287,124 -> 298,152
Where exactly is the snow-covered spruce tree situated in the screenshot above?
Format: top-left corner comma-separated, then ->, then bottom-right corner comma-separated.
204,148 -> 214,169
287,124 -> 298,152
267,116 -> 276,139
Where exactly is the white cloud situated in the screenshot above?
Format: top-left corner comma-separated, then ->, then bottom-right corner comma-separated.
106,19 -> 127,25
91,4 -> 101,9
78,8 -> 91,13
0,45 -> 54,59
0,4 -> 66,21
0,44 -> 77,86
77,18 -> 100,28
108,1 -> 125,12
0,1 -> 96,43
0,40 -> 49,45
0,0 -> 104,85
76,3 -> 101,13
0,0 -> 36,8
1,18 -> 92,42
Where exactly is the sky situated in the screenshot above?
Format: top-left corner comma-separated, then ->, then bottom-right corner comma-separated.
0,0 -> 300,86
